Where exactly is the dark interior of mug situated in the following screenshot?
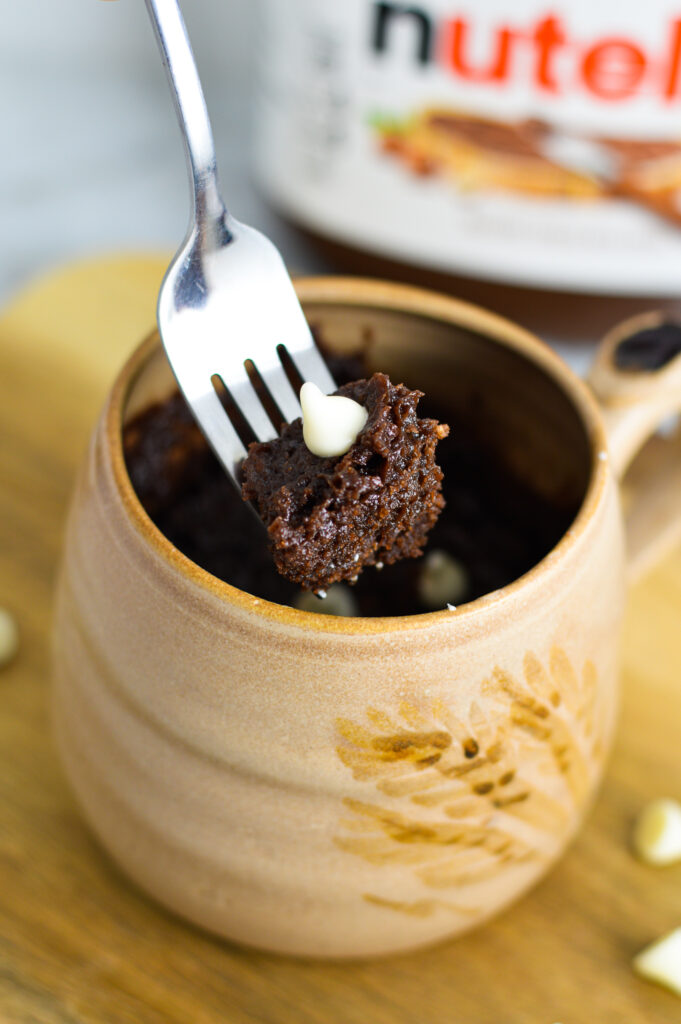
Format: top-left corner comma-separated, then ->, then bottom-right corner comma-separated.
121,300 -> 592,615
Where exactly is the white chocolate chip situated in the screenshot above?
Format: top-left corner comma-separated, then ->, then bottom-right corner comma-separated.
300,382 -> 368,458
417,550 -> 469,609
295,584 -> 359,617
634,927 -> 681,997
0,608 -> 19,668
633,798 -> 681,866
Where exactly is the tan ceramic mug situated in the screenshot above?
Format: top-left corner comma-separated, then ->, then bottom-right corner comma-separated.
52,280 -> 681,959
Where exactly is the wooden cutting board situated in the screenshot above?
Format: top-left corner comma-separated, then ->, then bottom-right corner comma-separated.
2,255 -> 681,1024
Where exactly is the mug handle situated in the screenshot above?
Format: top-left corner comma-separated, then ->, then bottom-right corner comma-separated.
588,311 -> 681,585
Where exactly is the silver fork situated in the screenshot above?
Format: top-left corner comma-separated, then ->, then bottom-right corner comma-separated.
144,0 -> 336,484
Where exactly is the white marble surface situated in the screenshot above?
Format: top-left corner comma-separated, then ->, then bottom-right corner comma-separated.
0,0 -> 590,371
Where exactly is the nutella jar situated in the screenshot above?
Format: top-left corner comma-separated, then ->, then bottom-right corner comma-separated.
254,0 -> 681,341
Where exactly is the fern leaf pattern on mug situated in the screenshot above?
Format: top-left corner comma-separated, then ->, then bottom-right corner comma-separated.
335,646 -> 608,916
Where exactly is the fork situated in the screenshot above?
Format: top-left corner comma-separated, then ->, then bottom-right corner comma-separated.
143,0 -> 336,485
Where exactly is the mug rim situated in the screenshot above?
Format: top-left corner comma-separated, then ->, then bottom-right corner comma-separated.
106,276 -> 610,635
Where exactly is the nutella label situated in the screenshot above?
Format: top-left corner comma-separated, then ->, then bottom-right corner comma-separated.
371,5 -> 681,106
255,0 -> 681,294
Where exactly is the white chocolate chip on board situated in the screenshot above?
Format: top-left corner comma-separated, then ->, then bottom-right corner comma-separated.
0,608 -> 19,668
633,798 -> 681,866
634,928 -> 681,997
300,382 -> 368,458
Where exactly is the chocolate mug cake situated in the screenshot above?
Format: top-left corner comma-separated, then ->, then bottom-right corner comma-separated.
123,340 -> 574,614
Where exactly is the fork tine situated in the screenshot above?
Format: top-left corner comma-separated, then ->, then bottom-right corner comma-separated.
255,361 -> 303,426
227,382 -> 278,443
287,345 -> 337,395
218,365 -> 278,443
190,388 -> 248,481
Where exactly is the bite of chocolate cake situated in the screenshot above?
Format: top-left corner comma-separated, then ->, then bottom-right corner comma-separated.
241,372 -> 449,592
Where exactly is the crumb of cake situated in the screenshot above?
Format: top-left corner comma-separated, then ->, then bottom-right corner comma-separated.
241,373 -> 449,592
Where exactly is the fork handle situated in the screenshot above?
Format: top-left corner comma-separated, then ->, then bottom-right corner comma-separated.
144,0 -> 228,237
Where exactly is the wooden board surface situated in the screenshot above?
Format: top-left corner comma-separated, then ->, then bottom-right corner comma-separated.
2,255 -> 681,1024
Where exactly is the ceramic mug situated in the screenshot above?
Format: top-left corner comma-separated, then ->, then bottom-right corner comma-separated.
52,280 -> 681,959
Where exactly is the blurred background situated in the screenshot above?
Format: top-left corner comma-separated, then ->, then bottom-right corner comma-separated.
0,0 -> 329,306
5,0 -> 681,371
